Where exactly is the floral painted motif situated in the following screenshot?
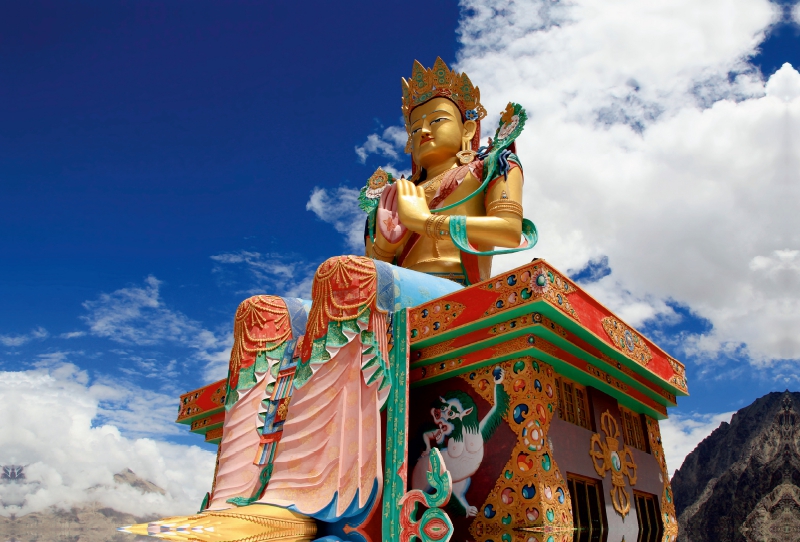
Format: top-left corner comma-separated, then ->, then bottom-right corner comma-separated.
359,168 -> 396,242
494,102 -> 526,143
359,167 -> 394,213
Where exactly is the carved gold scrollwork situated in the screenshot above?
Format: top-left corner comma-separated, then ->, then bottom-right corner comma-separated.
601,317 -> 652,367
589,411 -> 637,518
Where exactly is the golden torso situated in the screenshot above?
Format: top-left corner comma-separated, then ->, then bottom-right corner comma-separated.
401,169 -> 492,280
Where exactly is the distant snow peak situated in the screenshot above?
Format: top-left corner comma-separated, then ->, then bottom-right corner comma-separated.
113,468 -> 166,496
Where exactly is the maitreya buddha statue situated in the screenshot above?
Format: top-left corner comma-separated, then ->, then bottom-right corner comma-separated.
124,58 -> 536,541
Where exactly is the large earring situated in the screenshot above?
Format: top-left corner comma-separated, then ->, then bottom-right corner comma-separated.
456,138 -> 476,165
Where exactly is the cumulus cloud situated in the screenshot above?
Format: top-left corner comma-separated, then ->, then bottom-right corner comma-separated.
0,327 -> 48,347
211,250 -> 316,299
765,61 -> 800,101
355,125 -> 408,163
82,276 -> 231,381
306,186 -> 365,250
452,0 -> 800,368
1,363 -> 215,517
660,411 -> 735,475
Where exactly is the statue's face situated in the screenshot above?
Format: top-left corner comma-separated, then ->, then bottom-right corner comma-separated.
408,97 -> 469,170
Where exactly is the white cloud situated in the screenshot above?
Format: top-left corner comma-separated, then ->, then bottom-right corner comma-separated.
306,186 -> 365,250
0,363 -> 215,517
211,250 -> 316,299
82,276 -> 231,381
451,0 -> 800,367
34,351 -> 74,366
660,411 -> 735,475
381,163 -> 412,180
0,327 -> 48,347
59,331 -> 86,339
765,61 -> 800,101
355,125 -> 407,163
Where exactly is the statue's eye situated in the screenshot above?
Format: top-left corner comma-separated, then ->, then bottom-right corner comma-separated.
411,127 -> 421,135
430,117 -> 447,125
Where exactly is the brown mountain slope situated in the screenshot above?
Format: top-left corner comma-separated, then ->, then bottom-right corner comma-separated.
671,390 -> 800,542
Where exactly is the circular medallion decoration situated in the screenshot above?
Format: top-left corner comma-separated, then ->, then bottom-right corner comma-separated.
624,329 -> 635,351
542,452 -> 552,471
522,484 -> 536,499
611,450 -> 621,472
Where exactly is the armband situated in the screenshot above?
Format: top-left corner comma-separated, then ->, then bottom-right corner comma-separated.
487,199 -> 523,218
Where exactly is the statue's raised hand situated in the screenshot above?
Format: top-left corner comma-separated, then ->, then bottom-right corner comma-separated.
395,178 -> 430,233
377,183 -> 408,244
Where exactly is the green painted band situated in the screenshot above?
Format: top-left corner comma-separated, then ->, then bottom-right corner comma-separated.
449,215 -> 538,256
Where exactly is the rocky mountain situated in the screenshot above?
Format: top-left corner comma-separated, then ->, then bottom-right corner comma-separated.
113,468 -> 166,496
672,390 -> 800,542
0,469 -> 163,542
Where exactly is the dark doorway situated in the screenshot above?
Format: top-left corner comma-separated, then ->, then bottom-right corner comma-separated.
634,491 -> 664,542
567,474 -> 608,542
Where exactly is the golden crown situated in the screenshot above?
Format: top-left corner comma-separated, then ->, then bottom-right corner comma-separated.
401,57 -> 487,133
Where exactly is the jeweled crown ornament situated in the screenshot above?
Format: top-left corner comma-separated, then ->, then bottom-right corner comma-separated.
401,57 -> 488,135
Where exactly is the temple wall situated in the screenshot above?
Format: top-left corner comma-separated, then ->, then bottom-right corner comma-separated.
549,386 -> 666,542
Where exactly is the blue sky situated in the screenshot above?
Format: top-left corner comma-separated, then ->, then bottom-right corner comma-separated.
2,0 -> 800,517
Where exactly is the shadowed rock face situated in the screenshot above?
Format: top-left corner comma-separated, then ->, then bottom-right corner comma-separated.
672,391 -> 800,542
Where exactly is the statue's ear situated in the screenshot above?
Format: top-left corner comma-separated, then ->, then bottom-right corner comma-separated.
439,396 -> 447,404
462,119 -> 477,141
462,407 -> 474,418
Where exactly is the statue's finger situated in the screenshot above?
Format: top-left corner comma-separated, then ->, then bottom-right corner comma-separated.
398,178 -> 410,196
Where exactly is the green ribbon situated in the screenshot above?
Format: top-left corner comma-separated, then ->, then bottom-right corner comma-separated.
449,215 -> 538,256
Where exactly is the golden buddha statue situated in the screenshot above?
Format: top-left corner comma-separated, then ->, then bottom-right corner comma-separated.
364,57 -> 534,284
121,58 -> 535,542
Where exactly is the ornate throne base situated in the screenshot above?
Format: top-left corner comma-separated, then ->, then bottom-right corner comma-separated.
125,259 -> 686,542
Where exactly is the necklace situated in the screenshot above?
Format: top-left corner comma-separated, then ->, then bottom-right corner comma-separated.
419,170 -> 448,193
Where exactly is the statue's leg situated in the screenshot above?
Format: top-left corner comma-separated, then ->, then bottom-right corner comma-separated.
255,256 -> 463,522
255,256 -> 388,521
207,295 -> 308,511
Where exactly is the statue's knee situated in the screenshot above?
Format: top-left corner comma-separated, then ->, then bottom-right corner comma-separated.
313,255 -> 374,280
234,294 -> 282,318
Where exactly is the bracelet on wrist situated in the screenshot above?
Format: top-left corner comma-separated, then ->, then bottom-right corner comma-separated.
371,242 -> 395,259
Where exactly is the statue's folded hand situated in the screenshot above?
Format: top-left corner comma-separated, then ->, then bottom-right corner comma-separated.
377,183 -> 408,244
